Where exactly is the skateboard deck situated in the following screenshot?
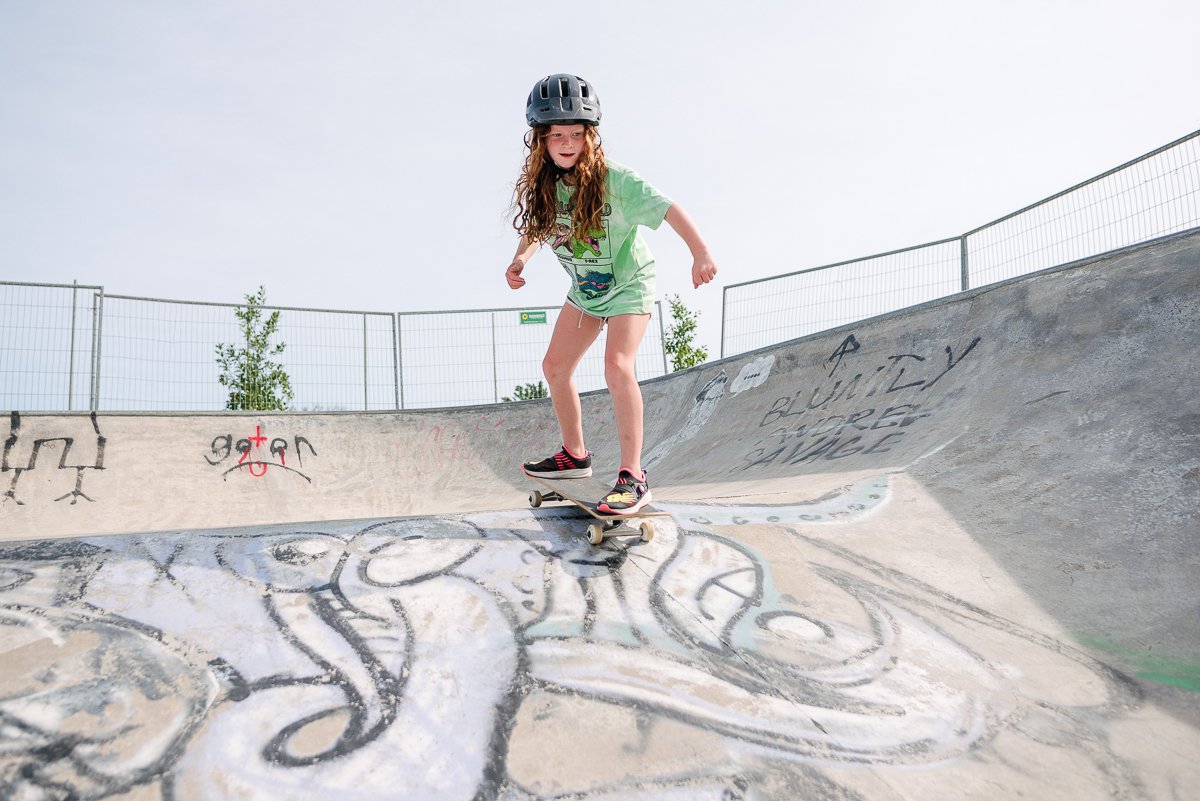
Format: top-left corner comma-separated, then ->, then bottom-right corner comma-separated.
525,473 -> 668,545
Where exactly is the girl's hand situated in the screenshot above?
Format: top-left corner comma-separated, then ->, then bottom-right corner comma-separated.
664,205 -> 717,288
506,258 -> 526,289
691,253 -> 717,288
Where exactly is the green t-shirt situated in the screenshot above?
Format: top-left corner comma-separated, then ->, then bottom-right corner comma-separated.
551,159 -> 673,316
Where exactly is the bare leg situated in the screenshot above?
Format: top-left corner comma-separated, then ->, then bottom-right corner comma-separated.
603,313 -> 652,476
542,302 -> 604,455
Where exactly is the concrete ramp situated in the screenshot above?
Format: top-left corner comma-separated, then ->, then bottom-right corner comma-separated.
2,231 -> 1197,799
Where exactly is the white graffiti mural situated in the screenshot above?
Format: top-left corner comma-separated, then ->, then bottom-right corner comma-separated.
644,371 -> 727,471
0,477 -> 1157,800
730,355 -> 775,395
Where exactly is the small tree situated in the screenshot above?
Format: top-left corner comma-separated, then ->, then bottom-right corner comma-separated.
215,286 -> 294,411
503,381 -> 548,402
663,294 -> 708,372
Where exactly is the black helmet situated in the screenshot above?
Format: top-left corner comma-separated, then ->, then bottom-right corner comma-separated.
526,74 -> 601,127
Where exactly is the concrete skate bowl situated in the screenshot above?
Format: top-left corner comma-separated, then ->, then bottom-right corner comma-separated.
1,230 -> 1197,799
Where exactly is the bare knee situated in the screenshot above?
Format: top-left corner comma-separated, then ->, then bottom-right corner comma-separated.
604,355 -> 637,387
543,354 -> 574,387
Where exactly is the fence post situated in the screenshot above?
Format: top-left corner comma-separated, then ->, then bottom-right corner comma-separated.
719,287 -> 727,359
491,313 -> 499,404
392,313 -> 401,410
68,281 -> 78,411
657,300 -> 668,375
362,313 -> 369,411
960,235 -> 971,292
90,288 -> 104,411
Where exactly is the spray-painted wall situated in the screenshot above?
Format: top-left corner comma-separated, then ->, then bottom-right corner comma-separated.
3,485 -> 1188,800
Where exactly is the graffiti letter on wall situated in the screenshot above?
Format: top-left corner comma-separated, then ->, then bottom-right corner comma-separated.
741,334 -> 983,472
203,425 -> 318,484
1,412 -> 106,505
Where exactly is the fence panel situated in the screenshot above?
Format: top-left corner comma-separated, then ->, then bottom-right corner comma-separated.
397,310 -> 500,409
721,241 -> 963,357
965,133 -> 1200,286
97,296 -> 397,412
0,282 -> 103,411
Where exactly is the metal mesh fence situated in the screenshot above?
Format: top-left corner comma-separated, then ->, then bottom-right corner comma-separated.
965,133 -> 1200,285
722,129 -> 1200,357
96,296 -> 399,412
0,282 -> 103,412
9,131 -> 1194,407
399,304 -> 667,409
720,241 -> 964,356
0,286 -> 667,412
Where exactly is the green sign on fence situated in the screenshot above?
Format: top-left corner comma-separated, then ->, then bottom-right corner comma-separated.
519,310 -> 547,325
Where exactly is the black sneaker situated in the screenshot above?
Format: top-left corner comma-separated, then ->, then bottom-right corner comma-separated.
522,446 -> 592,478
597,469 -> 653,515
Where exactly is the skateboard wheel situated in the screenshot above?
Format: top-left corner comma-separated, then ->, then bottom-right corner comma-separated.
529,490 -> 543,508
639,521 -> 655,542
588,523 -> 605,545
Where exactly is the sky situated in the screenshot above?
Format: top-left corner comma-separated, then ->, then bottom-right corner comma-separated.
2,1 -> 1198,360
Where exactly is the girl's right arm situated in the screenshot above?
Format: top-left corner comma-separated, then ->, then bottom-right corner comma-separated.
506,237 -> 540,289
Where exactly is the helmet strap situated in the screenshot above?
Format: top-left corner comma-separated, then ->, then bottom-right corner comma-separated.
545,157 -> 576,179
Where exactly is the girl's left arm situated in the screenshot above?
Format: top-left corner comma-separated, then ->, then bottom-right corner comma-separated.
665,204 -> 717,288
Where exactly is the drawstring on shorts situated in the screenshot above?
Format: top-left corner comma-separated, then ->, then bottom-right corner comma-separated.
566,297 -> 607,330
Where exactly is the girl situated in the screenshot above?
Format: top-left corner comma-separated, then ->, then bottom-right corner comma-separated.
506,73 -> 717,515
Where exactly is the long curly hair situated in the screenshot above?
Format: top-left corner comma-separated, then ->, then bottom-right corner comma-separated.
512,125 -> 608,245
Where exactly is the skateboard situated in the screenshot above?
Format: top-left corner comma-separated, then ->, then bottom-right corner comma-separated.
525,473 -> 668,545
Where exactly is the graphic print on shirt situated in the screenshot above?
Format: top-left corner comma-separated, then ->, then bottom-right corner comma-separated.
552,202 -> 614,301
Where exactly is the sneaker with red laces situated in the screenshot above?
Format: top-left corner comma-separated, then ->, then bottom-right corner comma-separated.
597,469 -> 653,515
522,446 -> 592,478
